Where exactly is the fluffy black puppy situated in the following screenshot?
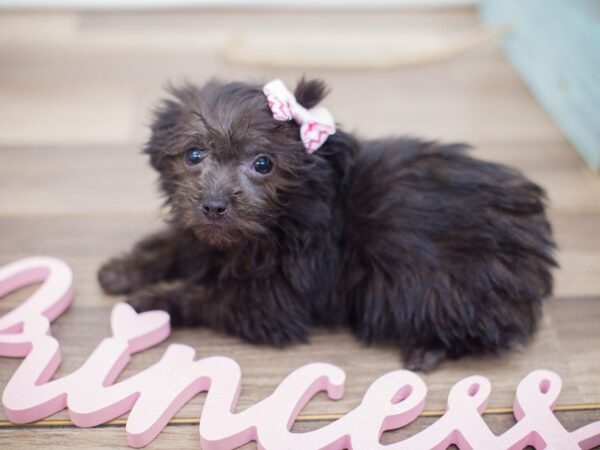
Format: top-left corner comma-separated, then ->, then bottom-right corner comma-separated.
98,78 -> 556,371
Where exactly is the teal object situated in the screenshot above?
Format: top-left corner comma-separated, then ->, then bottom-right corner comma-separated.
481,0 -> 600,171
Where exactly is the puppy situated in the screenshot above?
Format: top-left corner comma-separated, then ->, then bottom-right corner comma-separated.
98,78 -> 556,371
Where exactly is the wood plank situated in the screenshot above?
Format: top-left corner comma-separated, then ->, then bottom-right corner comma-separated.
550,297 -> 600,403
0,79 -> 137,147
0,54 -> 568,148
551,213 -> 600,298
0,297 -> 597,424
2,211 -> 599,299
1,410 -> 599,449
0,146 -> 161,216
0,10 -> 574,148
1,139 -> 599,217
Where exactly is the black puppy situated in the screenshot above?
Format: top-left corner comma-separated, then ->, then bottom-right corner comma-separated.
98,78 -> 556,371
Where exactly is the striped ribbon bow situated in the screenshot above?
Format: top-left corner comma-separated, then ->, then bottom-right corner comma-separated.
263,79 -> 336,153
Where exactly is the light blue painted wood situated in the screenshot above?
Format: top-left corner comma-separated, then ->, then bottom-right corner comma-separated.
481,0 -> 600,171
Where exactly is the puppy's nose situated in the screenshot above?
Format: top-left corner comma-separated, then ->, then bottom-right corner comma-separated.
201,197 -> 229,218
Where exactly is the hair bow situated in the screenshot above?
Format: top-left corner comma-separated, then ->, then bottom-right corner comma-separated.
263,79 -> 336,153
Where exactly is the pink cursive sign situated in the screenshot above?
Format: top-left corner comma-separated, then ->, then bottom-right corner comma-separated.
1,257 -> 599,449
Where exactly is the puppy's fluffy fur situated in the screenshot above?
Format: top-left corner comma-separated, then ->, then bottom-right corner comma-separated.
98,78 -> 556,371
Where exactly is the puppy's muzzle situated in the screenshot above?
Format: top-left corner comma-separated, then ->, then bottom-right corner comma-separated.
200,196 -> 230,220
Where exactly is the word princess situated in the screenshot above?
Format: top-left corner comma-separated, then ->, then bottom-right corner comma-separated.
0,257 -> 599,449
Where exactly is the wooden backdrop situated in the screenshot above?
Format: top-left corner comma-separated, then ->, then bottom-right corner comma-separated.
0,7 -> 599,449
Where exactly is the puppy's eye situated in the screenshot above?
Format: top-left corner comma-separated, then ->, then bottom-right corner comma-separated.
252,155 -> 273,174
185,147 -> 204,166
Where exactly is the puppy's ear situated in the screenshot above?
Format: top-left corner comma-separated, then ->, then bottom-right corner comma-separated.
144,83 -> 196,170
294,78 -> 329,109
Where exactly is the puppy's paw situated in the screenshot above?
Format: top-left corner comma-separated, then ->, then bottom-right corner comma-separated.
403,347 -> 447,372
98,257 -> 135,295
127,287 -> 169,314
126,282 -> 185,318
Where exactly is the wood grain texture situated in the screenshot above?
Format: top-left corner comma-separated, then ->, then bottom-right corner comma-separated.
1,410 -> 599,449
1,6 -> 599,450
0,298 -> 598,423
1,143 -> 599,217
2,212 -> 599,299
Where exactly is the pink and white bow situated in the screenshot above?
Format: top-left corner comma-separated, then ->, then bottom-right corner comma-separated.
263,79 -> 336,153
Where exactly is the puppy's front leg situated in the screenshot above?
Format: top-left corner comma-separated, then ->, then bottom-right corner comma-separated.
127,279 -> 310,347
98,228 -> 186,295
126,280 -> 205,324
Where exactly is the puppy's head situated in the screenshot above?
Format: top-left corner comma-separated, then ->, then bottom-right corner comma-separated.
145,78 -> 332,248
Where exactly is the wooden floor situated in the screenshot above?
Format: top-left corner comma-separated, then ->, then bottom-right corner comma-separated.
1,7 -> 599,450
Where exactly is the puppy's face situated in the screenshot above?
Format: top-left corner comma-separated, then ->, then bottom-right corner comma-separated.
146,80 -> 326,248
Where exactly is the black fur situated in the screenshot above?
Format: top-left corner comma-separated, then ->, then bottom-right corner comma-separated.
98,78 -> 556,371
